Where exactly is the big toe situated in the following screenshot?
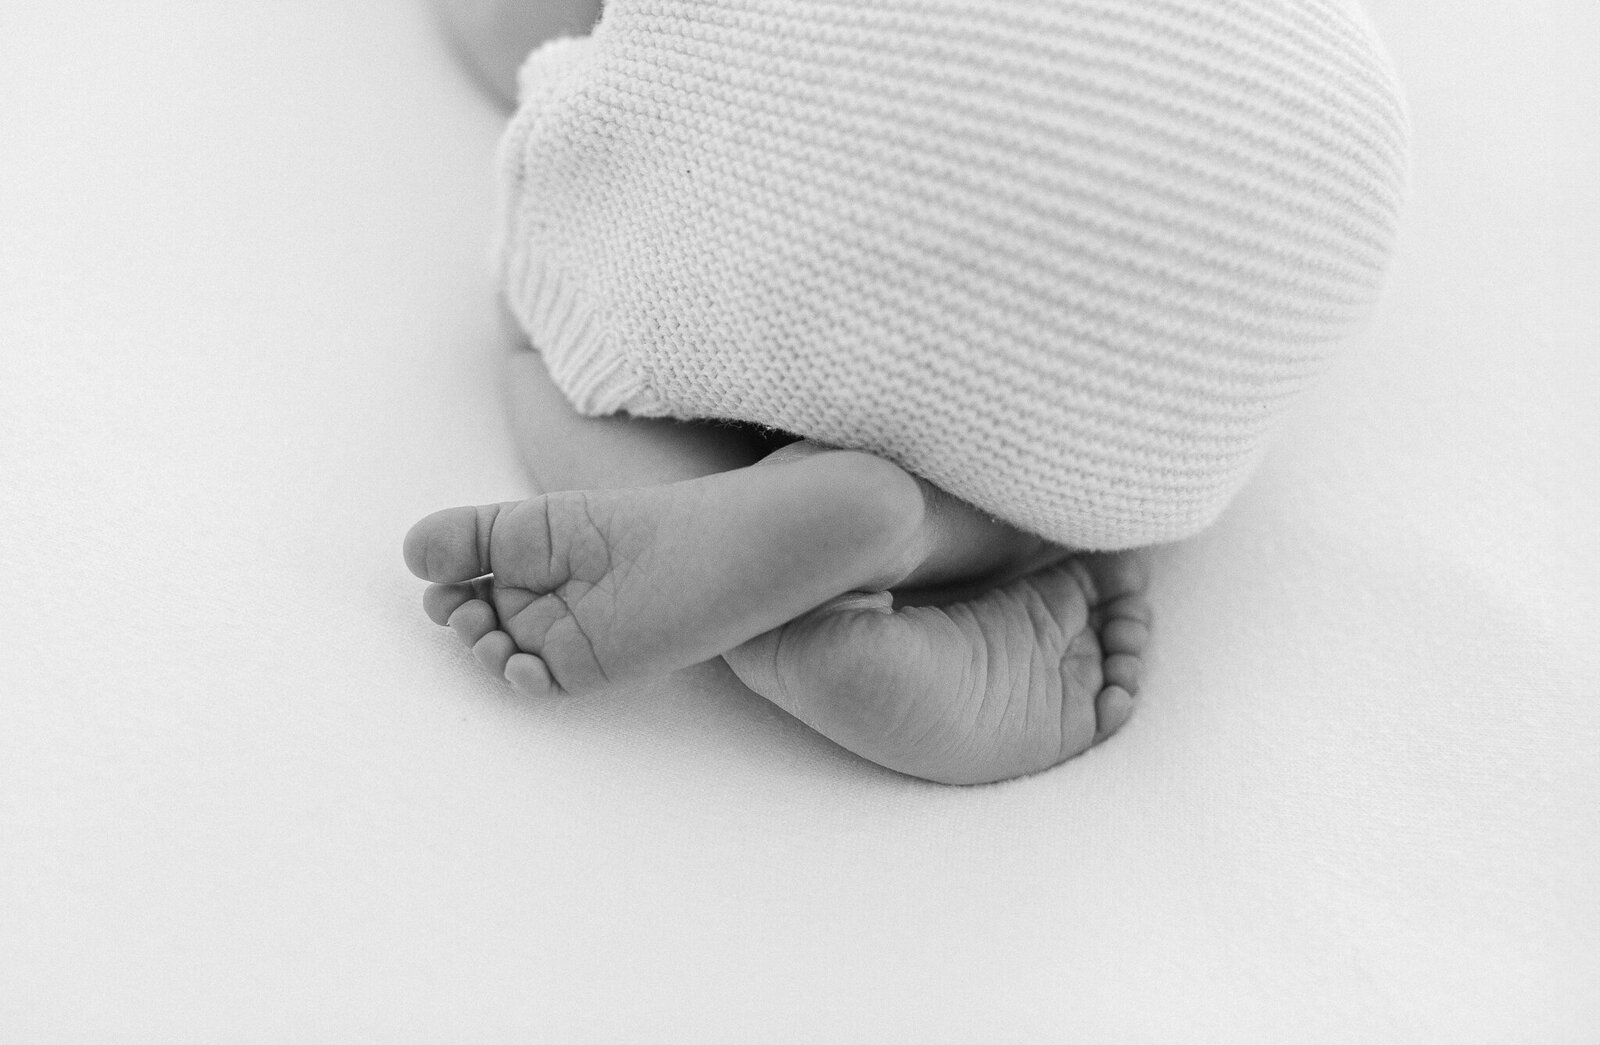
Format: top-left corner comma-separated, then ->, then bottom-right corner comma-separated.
1080,549 -> 1152,606
404,505 -> 496,583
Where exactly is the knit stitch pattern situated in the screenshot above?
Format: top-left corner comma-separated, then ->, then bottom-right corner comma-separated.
497,0 -> 1409,549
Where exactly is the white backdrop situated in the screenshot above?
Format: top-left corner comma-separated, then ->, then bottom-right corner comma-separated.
2,2 -> 1596,1041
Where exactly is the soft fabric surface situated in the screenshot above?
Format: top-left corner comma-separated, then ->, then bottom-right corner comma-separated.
2,2 -> 1595,1041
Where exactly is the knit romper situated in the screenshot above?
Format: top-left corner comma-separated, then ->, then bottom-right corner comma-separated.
495,0 -> 1408,550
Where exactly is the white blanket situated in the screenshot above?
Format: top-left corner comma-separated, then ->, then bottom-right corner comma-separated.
2,1 -> 1595,1040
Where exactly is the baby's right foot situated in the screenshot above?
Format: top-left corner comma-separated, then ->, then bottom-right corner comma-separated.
404,450 -> 931,696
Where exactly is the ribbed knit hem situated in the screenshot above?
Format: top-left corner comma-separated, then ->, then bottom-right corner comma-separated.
503,248 -> 662,417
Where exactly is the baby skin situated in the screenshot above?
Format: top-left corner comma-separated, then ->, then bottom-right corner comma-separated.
405,348 -> 1151,785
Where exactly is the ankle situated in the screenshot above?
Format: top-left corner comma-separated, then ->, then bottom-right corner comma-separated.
798,450 -> 930,592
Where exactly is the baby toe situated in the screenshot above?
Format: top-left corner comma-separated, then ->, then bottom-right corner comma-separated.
404,504 -> 500,583
447,599 -> 498,649
1094,686 -> 1137,741
424,581 -> 485,626
1095,549 -> 1152,596
506,653 -> 561,698
473,629 -> 518,677
1103,593 -> 1154,626
1100,617 -> 1150,657
1103,652 -> 1142,696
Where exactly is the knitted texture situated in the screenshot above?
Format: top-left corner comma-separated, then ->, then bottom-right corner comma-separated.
497,0 -> 1409,549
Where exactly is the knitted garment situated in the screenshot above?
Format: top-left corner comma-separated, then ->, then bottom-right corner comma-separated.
496,0 -> 1408,549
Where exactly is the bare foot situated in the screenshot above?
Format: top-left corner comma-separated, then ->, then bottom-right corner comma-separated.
409,347 -> 1149,783
724,551 -> 1152,785
404,449 -> 933,695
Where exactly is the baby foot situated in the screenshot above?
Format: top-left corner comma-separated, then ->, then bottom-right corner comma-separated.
404,451 -> 930,696
723,550 -> 1153,785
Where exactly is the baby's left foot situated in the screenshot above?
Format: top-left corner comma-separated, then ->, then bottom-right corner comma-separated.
724,550 -> 1152,785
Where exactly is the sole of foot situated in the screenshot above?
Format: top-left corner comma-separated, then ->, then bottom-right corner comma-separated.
722,549 -> 1153,785
404,449 -> 927,696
